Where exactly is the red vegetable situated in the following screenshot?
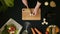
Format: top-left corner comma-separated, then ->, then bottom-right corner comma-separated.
8,26 -> 16,33
10,26 -> 16,31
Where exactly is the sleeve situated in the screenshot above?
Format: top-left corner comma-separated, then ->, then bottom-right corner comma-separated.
28,0 -> 37,8
37,0 -> 44,3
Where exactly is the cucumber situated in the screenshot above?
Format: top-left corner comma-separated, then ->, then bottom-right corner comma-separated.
0,0 -> 8,11
4,0 -> 14,7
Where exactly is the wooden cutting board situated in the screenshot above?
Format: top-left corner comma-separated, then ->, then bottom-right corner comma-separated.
22,8 -> 41,20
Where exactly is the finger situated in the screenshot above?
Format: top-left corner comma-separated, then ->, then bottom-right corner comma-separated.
34,28 -> 42,34
31,28 -> 36,34
37,1 -> 41,6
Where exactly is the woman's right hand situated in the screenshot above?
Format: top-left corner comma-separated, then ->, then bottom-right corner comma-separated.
33,1 -> 41,16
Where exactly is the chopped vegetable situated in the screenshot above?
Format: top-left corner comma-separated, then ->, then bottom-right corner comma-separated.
2,24 -> 18,34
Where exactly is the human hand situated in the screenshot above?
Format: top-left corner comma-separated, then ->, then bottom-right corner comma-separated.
33,1 -> 41,16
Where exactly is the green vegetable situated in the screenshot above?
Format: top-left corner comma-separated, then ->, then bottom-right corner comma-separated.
0,0 -> 14,11
15,30 -> 18,34
1,24 -> 18,34
4,0 -> 14,7
2,25 -> 9,34
0,0 -> 8,11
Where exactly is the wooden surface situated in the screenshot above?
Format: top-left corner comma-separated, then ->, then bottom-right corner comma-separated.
22,8 -> 41,20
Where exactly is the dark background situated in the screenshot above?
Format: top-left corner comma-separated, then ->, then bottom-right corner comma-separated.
0,0 -> 60,34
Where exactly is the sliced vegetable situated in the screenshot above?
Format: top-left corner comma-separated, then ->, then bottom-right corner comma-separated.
2,24 -> 18,34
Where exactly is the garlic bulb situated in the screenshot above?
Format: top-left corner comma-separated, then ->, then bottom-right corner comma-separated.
44,2 -> 49,6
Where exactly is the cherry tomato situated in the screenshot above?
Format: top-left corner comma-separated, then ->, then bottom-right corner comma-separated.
10,26 -> 16,31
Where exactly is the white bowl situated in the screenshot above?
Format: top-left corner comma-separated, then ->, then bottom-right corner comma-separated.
0,18 -> 23,34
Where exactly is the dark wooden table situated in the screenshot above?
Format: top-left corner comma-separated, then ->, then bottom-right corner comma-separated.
0,0 -> 60,34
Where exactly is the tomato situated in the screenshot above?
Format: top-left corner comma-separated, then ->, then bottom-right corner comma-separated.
10,26 -> 16,31
8,26 -> 16,33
